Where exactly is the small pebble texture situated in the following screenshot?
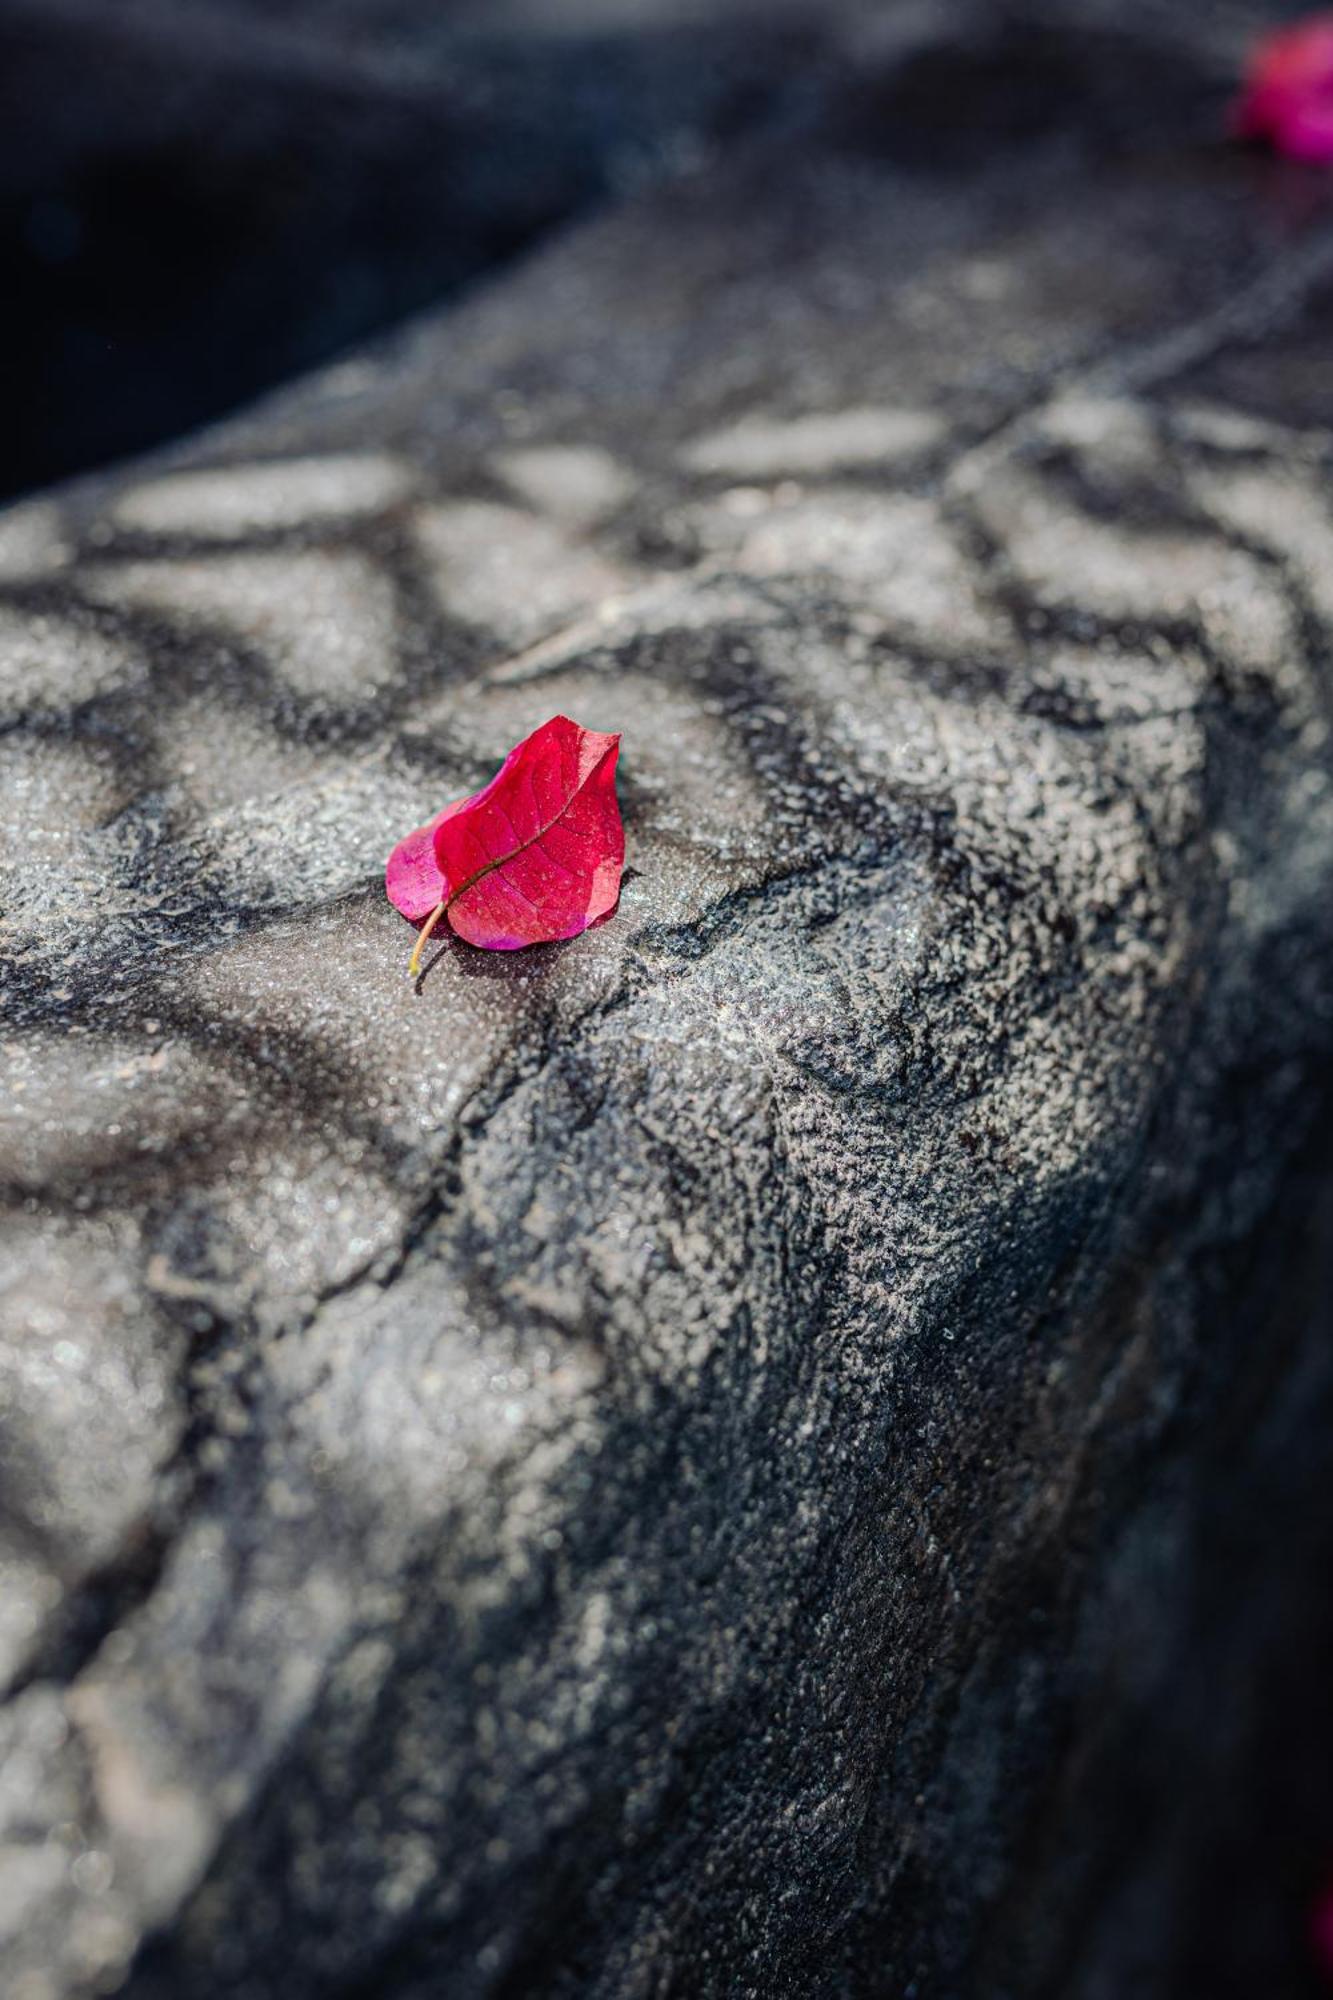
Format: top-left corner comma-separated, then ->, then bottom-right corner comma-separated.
2,4 -> 1333,1997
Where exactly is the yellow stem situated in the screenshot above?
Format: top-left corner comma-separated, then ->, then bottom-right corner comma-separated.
407,898 -> 447,980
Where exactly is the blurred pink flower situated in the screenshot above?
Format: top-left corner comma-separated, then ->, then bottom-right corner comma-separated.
1233,14 -> 1333,160
1313,1874 -> 1333,1980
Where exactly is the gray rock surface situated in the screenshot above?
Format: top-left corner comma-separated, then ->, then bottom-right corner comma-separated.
2,10 -> 1333,1997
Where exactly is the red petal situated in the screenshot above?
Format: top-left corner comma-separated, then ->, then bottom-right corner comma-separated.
384,717 -> 624,953
434,715 -> 623,950
385,797 -> 466,925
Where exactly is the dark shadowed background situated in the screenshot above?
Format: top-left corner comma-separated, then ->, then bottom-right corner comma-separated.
0,0 -> 1298,503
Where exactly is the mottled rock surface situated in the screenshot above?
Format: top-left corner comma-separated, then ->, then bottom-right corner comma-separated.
2,9 -> 1333,1998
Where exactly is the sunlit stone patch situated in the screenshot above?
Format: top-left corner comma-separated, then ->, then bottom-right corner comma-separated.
81,550 -> 398,701
175,757 -> 424,915
969,461 -> 1299,676
110,454 -> 413,540
0,1546 -> 63,1690
153,695 -> 336,813
1166,401 -> 1318,456
1034,393 -> 1164,493
495,444 -> 634,527
680,405 -> 946,479
0,734 -> 129,844
1,1031 -> 242,1187
0,1215 -> 183,1589
182,897 -> 540,1145
0,500 -> 70,582
1188,459 -> 1333,632
696,487 -> 1007,651
0,605 -> 144,714
414,500 -> 634,649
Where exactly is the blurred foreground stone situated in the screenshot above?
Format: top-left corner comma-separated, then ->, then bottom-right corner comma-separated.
2,10 -> 1333,1997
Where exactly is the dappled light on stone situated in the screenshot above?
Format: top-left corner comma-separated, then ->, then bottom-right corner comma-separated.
680,405 -> 946,479
3,8 -> 1333,1998
110,454 -> 414,539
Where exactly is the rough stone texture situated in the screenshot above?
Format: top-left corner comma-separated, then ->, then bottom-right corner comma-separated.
2,9 -> 1333,1999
